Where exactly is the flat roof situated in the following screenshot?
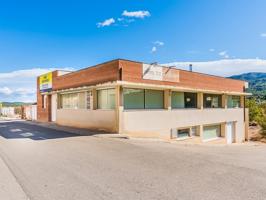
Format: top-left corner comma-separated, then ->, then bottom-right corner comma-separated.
45,58 -> 246,85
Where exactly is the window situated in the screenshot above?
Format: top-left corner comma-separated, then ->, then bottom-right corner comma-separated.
97,89 -> 115,109
203,125 -> 221,140
227,96 -> 241,108
178,128 -> 190,138
171,92 -> 184,108
123,88 -> 164,109
145,90 -> 164,109
172,92 -> 197,109
60,92 -> 86,109
124,88 -> 144,109
203,94 -> 222,108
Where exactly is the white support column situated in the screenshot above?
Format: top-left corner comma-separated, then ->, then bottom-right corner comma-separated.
164,89 -> 171,110
92,88 -> 97,110
222,94 -> 227,109
240,96 -> 245,108
115,86 -> 124,134
197,92 -> 203,110
199,125 -> 204,141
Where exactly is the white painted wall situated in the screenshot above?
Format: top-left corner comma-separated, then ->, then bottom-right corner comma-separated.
51,94 -> 57,122
121,108 -> 245,142
0,107 -> 16,118
25,105 -> 37,121
56,109 -> 117,132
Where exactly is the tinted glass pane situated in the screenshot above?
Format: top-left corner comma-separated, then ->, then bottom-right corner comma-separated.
107,89 -> 116,109
171,92 -> 184,108
203,125 -> 221,140
97,89 -> 115,109
97,90 -> 107,109
124,88 -> 144,109
184,92 -> 197,108
145,90 -> 164,109
61,93 -> 79,109
178,129 -> 190,138
203,94 -> 222,108
78,92 -> 86,109
227,96 -> 240,108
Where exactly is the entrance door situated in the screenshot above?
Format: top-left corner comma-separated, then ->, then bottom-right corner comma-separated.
51,94 -> 57,122
226,122 -> 235,144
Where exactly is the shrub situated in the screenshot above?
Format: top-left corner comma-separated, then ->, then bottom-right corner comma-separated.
246,99 -> 264,123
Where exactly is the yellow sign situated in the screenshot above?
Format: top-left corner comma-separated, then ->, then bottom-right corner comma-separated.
39,72 -> 52,92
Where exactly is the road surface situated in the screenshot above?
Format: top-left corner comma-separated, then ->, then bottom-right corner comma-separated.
0,120 -> 266,200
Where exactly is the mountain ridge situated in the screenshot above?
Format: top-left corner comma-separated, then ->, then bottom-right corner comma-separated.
230,72 -> 266,100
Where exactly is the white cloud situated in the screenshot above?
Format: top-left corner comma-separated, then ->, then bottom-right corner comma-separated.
97,18 -> 115,28
150,41 -> 164,53
209,48 -> 215,52
0,67 -> 73,102
151,46 -> 157,53
0,87 -> 13,95
218,51 -> 229,59
154,41 -> 164,46
164,58 -> 266,77
122,10 -> 151,19
260,33 -> 266,37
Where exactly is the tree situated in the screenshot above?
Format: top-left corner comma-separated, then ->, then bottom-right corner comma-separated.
246,99 -> 264,123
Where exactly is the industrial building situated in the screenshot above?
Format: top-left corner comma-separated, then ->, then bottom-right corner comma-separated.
37,59 -> 249,143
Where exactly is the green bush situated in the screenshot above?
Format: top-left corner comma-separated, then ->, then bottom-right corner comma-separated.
246,99 -> 266,136
246,99 -> 264,123
259,118 -> 266,135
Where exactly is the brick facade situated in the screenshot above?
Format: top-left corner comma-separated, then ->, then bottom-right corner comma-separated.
119,60 -> 245,93
37,59 -> 246,122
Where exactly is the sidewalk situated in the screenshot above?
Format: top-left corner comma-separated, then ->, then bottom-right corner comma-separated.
23,120 -> 129,139
0,156 -> 28,200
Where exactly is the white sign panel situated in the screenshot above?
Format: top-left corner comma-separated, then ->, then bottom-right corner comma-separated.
142,64 -> 163,81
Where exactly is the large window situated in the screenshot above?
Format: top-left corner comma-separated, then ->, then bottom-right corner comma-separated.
227,96 -> 241,108
145,90 -> 164,109
203,125 -> 221,140
124,88 -> 144,109
178,128 -> 190,138
124,88 -> 164,109
203,94 -> 222,108
60,92 -> 86,109
97,89 -> 115,109
172,92 -> 197,109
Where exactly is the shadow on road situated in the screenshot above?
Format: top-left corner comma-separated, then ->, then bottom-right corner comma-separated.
0,120 -> 87,140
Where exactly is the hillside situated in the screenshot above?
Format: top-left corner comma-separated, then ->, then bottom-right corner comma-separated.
0,102 -> 34,107
230,72 -> 266,100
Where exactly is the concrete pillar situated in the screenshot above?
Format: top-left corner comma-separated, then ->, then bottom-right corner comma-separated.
199,125 -> 204,141
115,86 -> 124,133
92,88 -> 97,110
240,96 -> 245,108
245,108 -> 249,141
197,92 -> 203,110
221,122 -> 226,137
222,94 -> 227,109
164,89 -> 171,110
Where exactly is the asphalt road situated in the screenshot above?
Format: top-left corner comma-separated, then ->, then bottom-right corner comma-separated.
0,120 -> 266,200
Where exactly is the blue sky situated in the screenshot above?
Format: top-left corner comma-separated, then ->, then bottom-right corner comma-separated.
1,0 -> 266,102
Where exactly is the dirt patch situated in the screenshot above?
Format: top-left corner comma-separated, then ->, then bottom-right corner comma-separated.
249,125 -> 266,143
